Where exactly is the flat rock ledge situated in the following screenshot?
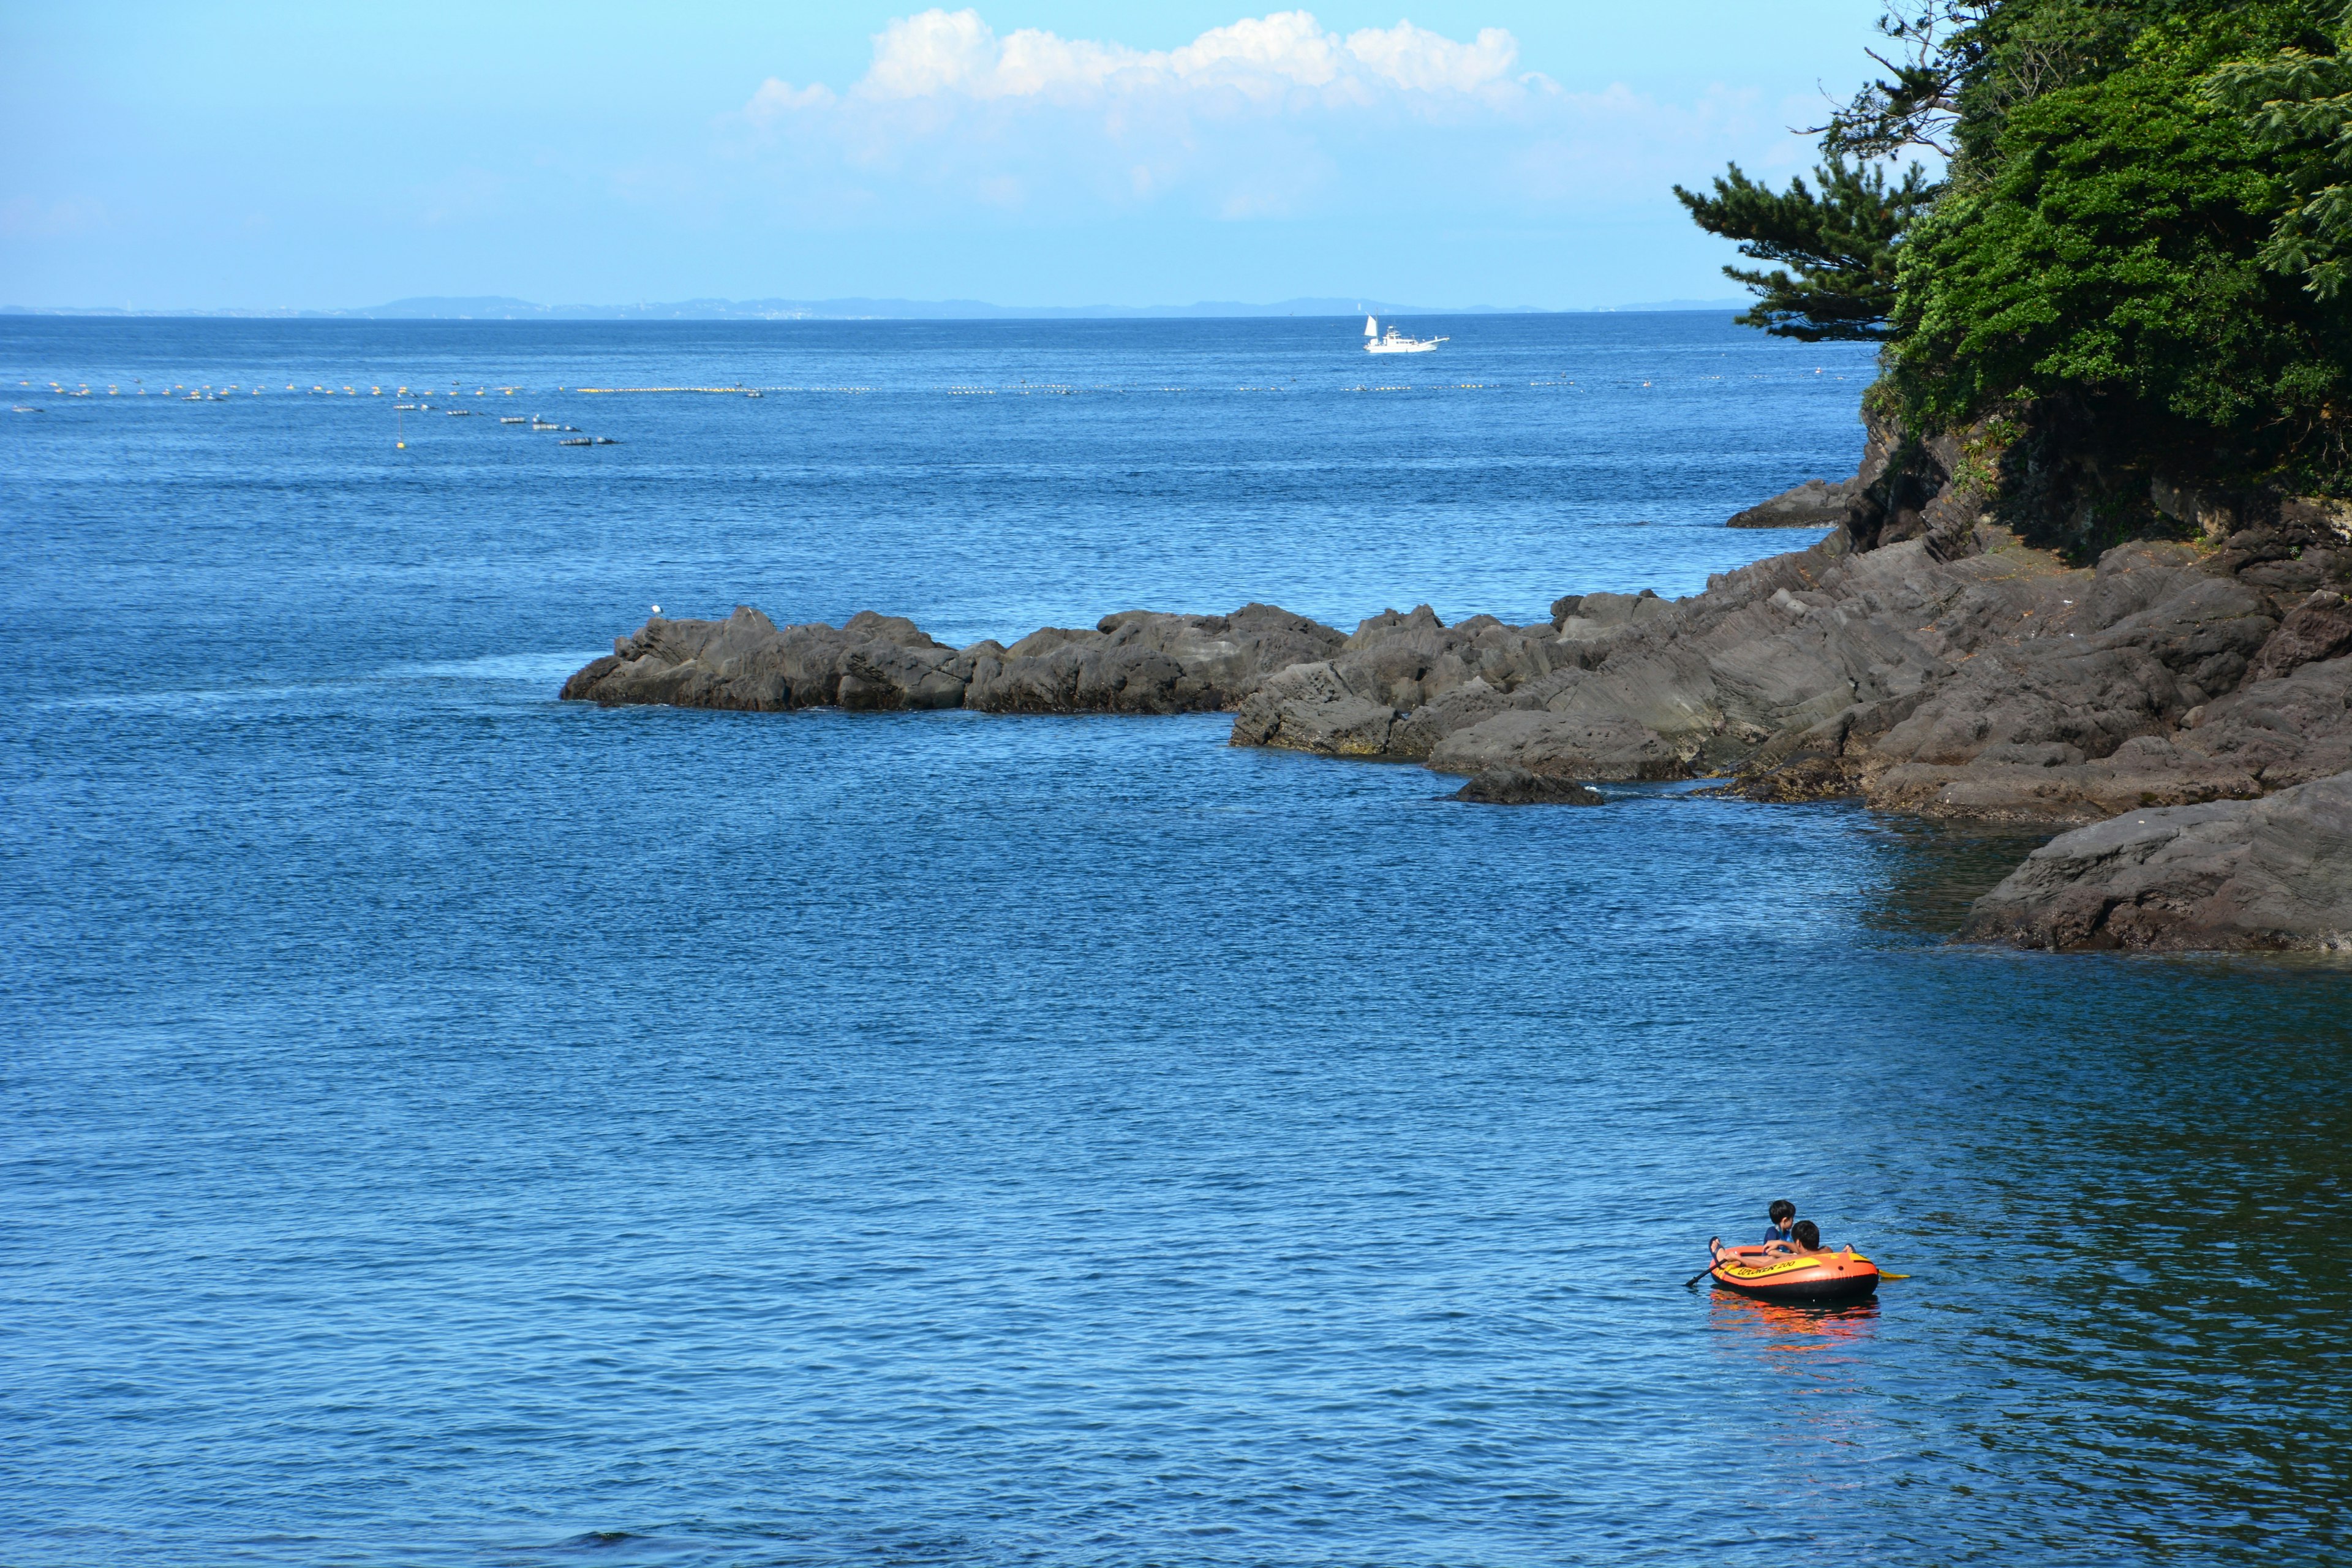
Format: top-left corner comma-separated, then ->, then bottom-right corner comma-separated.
1455,766 -> 1605,805
1961,771 -> 2352,951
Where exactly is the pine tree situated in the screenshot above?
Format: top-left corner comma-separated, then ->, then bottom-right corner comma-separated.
1671,159 -> 1940,341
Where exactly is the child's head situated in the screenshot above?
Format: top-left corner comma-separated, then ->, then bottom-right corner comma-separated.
1792,1219 -> 1821,1250
1768,1199 -> 1795,1226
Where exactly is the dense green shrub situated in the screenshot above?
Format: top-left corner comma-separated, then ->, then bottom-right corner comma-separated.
1890,20 -> 2352,490
1687,0 -> 2352,502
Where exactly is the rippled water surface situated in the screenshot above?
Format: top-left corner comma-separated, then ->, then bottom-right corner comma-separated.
4,316 -> 2348,1565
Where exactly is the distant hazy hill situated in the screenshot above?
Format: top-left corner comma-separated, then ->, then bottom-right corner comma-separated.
5,295 -> 1749,321
1607,298 -> 1751,312
330,296 -> 1550,321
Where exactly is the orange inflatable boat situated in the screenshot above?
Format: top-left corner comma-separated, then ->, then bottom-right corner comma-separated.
1707,1240 -> 1880,1303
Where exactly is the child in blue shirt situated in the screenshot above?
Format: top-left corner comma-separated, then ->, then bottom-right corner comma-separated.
1763,1199 -> 1796,1247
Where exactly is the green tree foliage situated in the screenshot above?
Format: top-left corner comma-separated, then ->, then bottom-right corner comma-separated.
1883,3 -> 2352,487
1811,1 -> 1983,158
1673,159 -> 1940,341
1890,59 -> 2312,431
1672,3 -> 1976,343
2206,26 -> 2352,299
1684,0 -> 2352,495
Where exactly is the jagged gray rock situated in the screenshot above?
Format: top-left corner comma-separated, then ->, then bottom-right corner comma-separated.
564,510 -> 2352,850
1727,477 -> 1856,528
557,445 -> 2352,952
1453,767 -> 1606,805
561,602 -> 1343,715
1961,771 -> 2352,950
559,608 -> 961,712
1225,522 -> 2352,827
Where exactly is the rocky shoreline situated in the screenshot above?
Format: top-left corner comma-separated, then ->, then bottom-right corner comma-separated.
561,442 -> 2352,953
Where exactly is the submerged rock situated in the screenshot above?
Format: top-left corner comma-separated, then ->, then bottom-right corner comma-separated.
1961,771 -> 2352,951
1453,766 -> 1605,805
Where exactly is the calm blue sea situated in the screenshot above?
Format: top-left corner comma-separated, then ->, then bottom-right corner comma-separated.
3,314 -> 2347,1566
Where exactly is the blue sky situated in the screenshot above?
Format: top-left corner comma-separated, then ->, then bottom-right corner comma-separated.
4,1 -> 1891,311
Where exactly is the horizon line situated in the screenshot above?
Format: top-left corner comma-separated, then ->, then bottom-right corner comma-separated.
2,293 -> 1752,323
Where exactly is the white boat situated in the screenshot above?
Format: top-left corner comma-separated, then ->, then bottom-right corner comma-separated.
1363,315 -> 1446,355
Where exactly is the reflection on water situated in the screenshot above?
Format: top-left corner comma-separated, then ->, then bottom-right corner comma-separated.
1705,1291 -> 1886,1442
1706,1291 -> 1883,1351
1854,812 -> 2057,937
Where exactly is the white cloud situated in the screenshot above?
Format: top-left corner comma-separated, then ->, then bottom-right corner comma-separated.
1343,21 -> 1518,95
745,78 -> 837,122
763,9 -> 1525,111
718,10 -> 1811,228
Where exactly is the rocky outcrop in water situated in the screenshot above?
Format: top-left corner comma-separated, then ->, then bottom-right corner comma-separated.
557,432 -> 2352,950
560,602 -> 1344,715
1224,519 -> 2352,827
1453,767 -> 1605,805
563,512 -> 2352,839
1727,477 -> 1856,529
1961,771 -> 2352,950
